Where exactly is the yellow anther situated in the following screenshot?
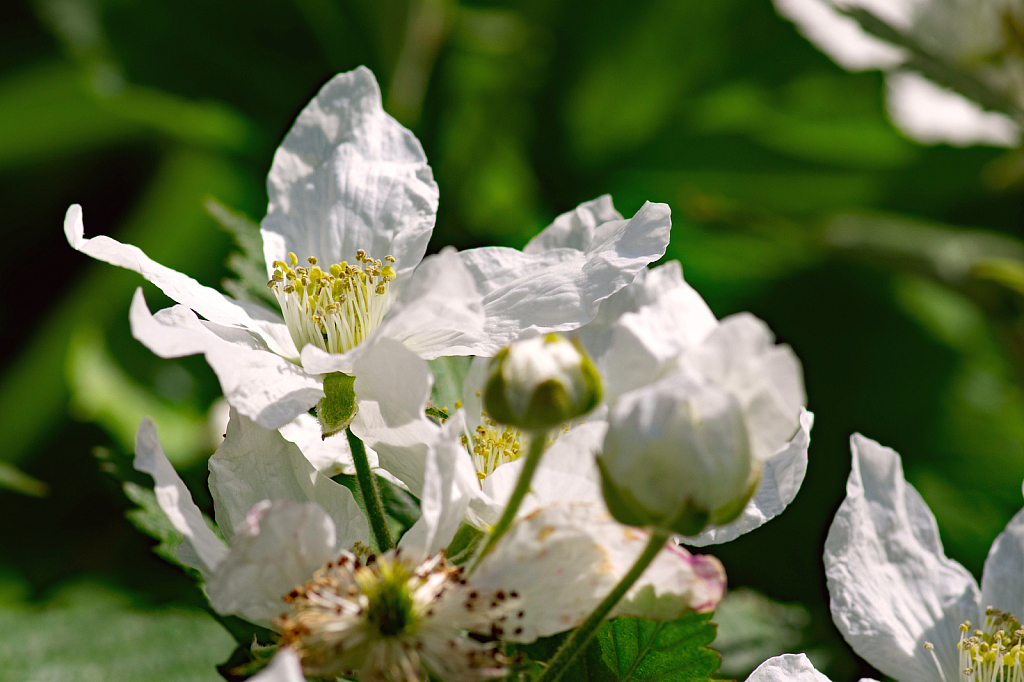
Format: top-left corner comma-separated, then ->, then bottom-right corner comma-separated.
454,401 -> 463,409
267,280 -> 276,289
924,642 -> 934,650
381,265 -> 396,281
284,285 -> 295,294
307,256 -> 318,265
385,255 -> 396,262
329,264 -> 342,277
310,266 -> 323,281
356,249 -> 367,261
288,252 -> 298,266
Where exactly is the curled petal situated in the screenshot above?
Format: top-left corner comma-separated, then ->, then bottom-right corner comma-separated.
824,435 -> 979,682
129,289 -> 323,429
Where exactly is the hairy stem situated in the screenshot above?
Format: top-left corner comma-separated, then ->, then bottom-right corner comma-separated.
469,431 -> 547,572
535,530 -> 670,682
346,427 -> 393,551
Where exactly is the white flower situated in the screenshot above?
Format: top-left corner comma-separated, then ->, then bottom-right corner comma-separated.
746,653 -> 834,682
597,314 -> 806,536
822,434 -> 1024,682
135,403 -> 724,680
577,260 -> 812,545
772,0 -> 1023,147
66,68 -> 670,439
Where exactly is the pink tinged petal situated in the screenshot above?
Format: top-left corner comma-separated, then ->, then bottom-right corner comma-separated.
824,435 -> 980,682
129,289 -> 323,429
473,503 -> 725,643
261,66 -> 438,282
208,409 -> 368,550
747,653 -> 838,682
206,501 -> 338,626
133,419 -> 227,578
460,200 -> 672,347
64,205 -> 294,356
249,649 -> 307,682
981,505 -> 1024,624
686,409 -> 813,547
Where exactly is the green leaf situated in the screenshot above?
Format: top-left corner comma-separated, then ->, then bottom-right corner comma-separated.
0,462 -> 47,497
427,356 -> 473,414
122,481 -> 188,570
205,197 -> 278,308
516,612 -> 720,682
712,589 -> 809,679
0,581 -> 235,682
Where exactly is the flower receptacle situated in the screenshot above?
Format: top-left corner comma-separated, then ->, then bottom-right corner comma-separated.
317,371 -> 358,438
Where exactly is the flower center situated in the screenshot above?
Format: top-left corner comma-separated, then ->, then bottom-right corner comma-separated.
360,559 -> 416,637
276,550 -> 518,681
955,607 -> 1024,682
268,251 -> 396,355
461,411 -> 522,480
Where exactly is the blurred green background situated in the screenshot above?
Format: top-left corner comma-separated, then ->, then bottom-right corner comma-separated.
3,0 -> 1024,679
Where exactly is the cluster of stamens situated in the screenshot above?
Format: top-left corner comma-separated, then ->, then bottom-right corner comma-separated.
276,549 -> 521,682
953,607 -> 1024,682
461,411 -> 522,480
268,251 -> 397,355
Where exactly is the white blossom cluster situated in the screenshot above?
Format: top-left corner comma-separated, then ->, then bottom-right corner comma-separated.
67,67 -> 815,682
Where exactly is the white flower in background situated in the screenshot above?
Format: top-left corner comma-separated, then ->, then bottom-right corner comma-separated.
135,407 -> 725,680
598,314 -> 807,536
821,434 -> 1024,682
745,653 -> 832,682
772,0 -> 1023,147
65,66 -> 670,438
577,260 -> 812,545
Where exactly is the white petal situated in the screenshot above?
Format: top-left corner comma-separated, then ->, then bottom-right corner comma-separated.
398,413 -> 479,558
824,434 -> 980,682
522,194 -> 624,253
129,289 -> 323,429
886,71 -> 1020,148
981,506 -> 1024,621
473,503 -> 725,642
461,201 -> 672,346
482,421 -> 607,518
348,337 -> 439,495
208,410 -> 368,550
772,0 -> 908,71
279,412 -> 356,476
686,409 -> 813,546
261,67 -> 438,281
746,653 -> 834,682
376,248 -> 488,359
249,649 -> 306,682
133,418 -> 227,578
64,205 -> 294,357
684,313 -> 805,463
579,260 -> 718,403
206,500 -> 337,625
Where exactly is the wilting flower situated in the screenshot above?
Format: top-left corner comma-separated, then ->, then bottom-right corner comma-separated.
66,68 -> 670,439
820,435 -> 1024,682
772,0 -> 1023,147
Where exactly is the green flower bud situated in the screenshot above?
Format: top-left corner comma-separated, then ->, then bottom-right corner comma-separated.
483,334 -> 601,431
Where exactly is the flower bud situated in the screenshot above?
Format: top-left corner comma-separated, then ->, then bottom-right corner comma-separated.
483,334 -> 601,431
597,314 -> 805,535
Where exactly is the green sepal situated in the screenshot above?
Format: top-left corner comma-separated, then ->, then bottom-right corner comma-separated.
709,468 -> 761,527
317,371 -> 358,438
596,456 -> 712,536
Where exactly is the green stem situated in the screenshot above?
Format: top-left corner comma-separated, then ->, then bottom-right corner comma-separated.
535,530 -> 670,682
346,428 -> 393,551
469,431 -> 547,572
